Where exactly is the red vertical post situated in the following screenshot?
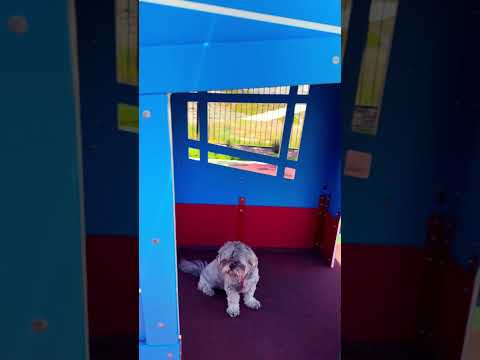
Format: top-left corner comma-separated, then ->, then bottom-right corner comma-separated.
315,194 -> 328,254
417,213 -> 451,354
237,197 -> 246,242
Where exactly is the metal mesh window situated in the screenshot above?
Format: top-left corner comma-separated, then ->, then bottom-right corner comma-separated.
115,0 -> 137,86
187,101 -> 199,141
185,85 -> 312,179
297,85 -> 310,95
287,104 -> 307,161
208,87 -> 290,95
352,0 -> 399,135
207,102 -> 288,158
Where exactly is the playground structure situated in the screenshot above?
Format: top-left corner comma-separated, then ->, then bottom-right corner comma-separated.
3,1 -> 480,360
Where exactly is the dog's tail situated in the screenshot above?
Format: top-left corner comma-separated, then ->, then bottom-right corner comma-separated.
178,259 -> 208,277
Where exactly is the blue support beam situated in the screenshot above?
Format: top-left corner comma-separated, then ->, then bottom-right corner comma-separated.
139,94 -> 180,347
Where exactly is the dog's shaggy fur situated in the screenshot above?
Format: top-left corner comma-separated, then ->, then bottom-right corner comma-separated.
179,241 -> 261,318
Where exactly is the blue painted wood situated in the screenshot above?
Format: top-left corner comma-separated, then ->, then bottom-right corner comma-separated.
140,342 -> 181,360
140,37 -> 340,94
341,0 -> 470,248
140,1 -> 339,46
76,0 -> 138,237
139,290 -> 146,342
171,85 -> 341,212
0,1 -> 87,359
139,94 -> 180,345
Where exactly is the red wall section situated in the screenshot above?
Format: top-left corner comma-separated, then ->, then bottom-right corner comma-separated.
436,258 -> 478,360
175,204 -> 238,247
341,244 -> 425,342
175,203 -> 319,248
86,235 -> 138,338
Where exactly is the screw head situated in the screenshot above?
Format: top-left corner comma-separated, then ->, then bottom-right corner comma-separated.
32,319 -> 48,332
8,16 -> 28,34
157,322 -> 166,328
167,352 -> 174,359
152,239 -> 160,245
142,110 -> 151,119
332,56 -> 340,64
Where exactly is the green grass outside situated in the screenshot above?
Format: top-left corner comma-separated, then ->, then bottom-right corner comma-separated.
188,148 -> 244,161
118,103 -> 138,131
188,113 -> 304,150
116,47 -> 137,86
356,17 -> 396,107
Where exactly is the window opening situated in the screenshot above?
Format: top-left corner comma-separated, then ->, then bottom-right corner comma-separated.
117,103 -> 138,133
287,103 -> 307,161
207,102 -> 287,158
115,0 -> 137,86
352,0 -> 399,136
208,152 -> 278,177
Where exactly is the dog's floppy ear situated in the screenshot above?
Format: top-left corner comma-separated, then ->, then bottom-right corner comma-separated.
217,241 -> 234,262
247,249 -> 258,268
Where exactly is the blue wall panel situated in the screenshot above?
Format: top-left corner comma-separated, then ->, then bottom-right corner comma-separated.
341,0 -> 466,247
1,1 -> 87,359
140,37 -> 340,94
139,0 -> 341,93
76,0 -> 138,236
140,1 -> 339,46
171,85 -> 341,211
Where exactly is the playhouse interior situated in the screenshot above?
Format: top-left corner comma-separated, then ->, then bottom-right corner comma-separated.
6,1 -> 479,360
80,1 -> 479,359
169,84 -> 341,359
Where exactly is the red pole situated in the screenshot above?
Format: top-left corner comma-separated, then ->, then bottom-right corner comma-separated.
237,197 -> 246,242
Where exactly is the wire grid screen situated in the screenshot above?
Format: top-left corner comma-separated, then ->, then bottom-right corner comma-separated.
208,87 -> 290,95
115,0 -> 137,86
207,102 -> 289,158
297,85 -> 310,95
288,104 -> 307,161
355,0 -> 399,107
187,101 -> 199,140
208,85 -> 310,96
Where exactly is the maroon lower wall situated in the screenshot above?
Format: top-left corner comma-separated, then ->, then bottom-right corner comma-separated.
86,235 -> 138,338
436,257 -> 477,359
341,244 -> 425,342
176,203 -> 319,248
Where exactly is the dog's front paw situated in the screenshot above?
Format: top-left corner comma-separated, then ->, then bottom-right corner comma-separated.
201,287 -> 215,296
244,297 -> 261,310
227,305 -> 240,318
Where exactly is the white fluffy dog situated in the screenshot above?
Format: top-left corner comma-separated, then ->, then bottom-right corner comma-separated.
179,241 -> 261,318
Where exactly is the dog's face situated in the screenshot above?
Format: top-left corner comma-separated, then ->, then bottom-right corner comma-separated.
217,241 -> 258,283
